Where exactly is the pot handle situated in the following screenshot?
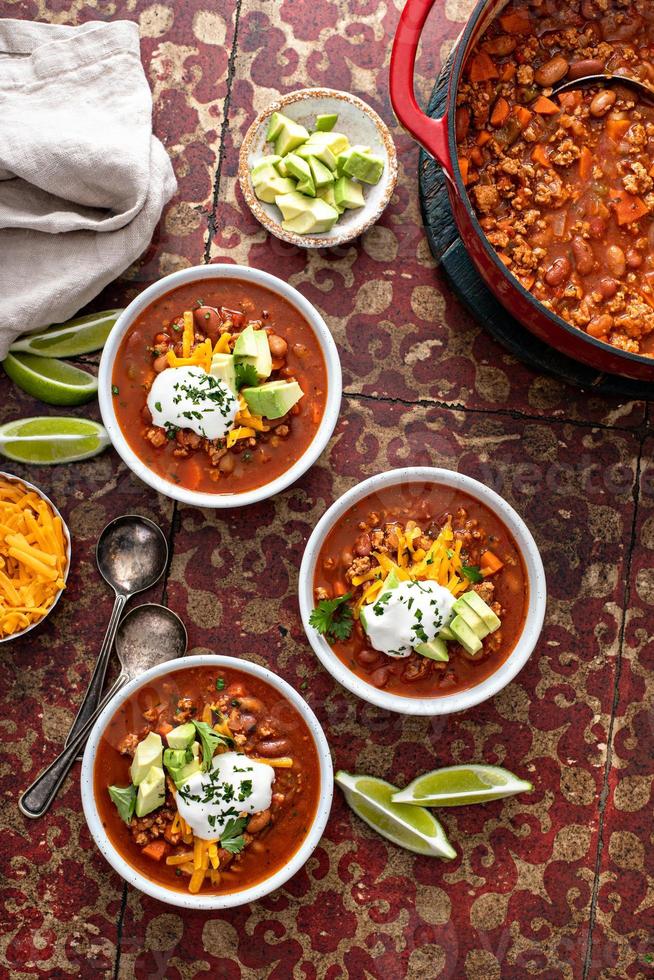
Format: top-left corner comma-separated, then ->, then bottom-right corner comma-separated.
389,0 -> 453,174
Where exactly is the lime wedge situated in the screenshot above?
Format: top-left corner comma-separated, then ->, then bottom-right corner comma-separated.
0,417 -> 109,464
9,310 -> 122,358
392,764 -> 533,807
3,353 -> 98,406
335,771 -> 456,859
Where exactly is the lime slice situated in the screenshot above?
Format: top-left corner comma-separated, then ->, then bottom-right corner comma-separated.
0,417 -> 109,464
392,764 -> 533,807
3,353 -> 98,406
9,310 -> 122,358
335,771 -> 456,859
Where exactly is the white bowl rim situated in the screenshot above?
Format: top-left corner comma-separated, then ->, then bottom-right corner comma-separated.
98,264 -> 342,508
238,86 -> 398,249
0,470 -> 71,643
80,652 -> 334,910
298,467 -> 547,716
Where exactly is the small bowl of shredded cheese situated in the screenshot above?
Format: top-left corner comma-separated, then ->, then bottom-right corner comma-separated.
0,473 -> 71,641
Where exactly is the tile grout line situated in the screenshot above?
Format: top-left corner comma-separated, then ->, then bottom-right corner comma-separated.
203,0 -> 243,263
582,431 -> 644,978
345,388 -> 650,436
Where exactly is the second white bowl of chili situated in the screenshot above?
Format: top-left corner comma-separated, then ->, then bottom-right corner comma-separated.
98,264 -> 341,507
299,468 -> 546,716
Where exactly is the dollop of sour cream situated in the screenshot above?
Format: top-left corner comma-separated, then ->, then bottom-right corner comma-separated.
363,580 -> 456,658
147,366 -> 239,441
175,751 -> 274,841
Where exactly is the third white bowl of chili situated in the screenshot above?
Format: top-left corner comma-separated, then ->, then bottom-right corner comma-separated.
299,468 -> 546,715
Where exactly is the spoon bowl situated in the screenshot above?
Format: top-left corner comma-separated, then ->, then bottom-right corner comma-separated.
553,73 -> 654,105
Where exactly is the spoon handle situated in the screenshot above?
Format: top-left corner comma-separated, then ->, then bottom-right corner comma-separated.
19,673 -> 128,819
64,592 -> 127,746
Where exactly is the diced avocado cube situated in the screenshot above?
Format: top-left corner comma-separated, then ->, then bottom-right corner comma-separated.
275,118 -> 310,157
439,624 -> 456,642
233,323 -> 258,359
315,112 -> 338,132
266,111 -> 287,142
416,637 -> 450,662
281,198 -> 339,235
343,149 -> 385,185
283,153 -> 312,184
130,732 -> 163,786
236,327 -> 272,379
251,155 -> 281,180
449,615 -> 483,656
251,162 -> 279,187
334,175 -> 365,210
275,190 -> 314,221
135,766 -> 166,817
302,130 -> 350,156
460,590 -> 501,633
296,142 -> 337,171
296,175 -> 316,197
452,595 -> 490,638
163,748 -> 188,771
254,174 -> 296,204
209,352 -> 237,394
242,379 -> 304,419
336,144 -> 371,177
308,156 -> 335,189
169,743 -> 201,788
276,157 -> 289,177
166,721 -> 196,750
317,185 -> 345,214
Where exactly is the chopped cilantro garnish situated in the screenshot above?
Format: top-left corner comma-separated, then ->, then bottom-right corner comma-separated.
108,784 -> 136,824
309,593 -> 354,642
234,362 -> 259,390
154,401 -> 162,412
215,677 -> 225,691
220,817 -> 248,854
462,565 -> 483,583
192,720 -> 233,771
111,385 -> 119,396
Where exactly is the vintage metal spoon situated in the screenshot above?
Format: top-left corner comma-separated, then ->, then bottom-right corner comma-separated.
553,73 -> 654,105
64,515 -> 168,748
19,603 -> 188,819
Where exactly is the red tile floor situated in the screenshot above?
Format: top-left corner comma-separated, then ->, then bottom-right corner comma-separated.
0,1 -> 651,977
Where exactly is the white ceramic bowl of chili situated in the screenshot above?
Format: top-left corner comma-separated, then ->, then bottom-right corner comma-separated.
80,653 -> 334,909
97,264 -> 342,508
298,467 -> 547,716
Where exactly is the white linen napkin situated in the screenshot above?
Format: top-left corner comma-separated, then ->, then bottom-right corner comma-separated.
0,18 -> 177,358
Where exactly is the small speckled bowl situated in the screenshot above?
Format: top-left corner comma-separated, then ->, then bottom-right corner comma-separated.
239,88 -> 398,248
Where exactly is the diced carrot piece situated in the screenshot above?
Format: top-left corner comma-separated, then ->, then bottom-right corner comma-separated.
142,841 -> 169,862
458,157 -> 469,184
469,146 -> 484,167
579,146 -> 593,181
531,144 -> 551,168
497,252 -> 512,268
501,63 -> 516,81
480,550 -> 504,575
490,97 -> 510,128
157,721 -> 173,737
532,96 -> 559,115
513,105 -> 533,129
606,118 -> 631,142
468,51 -> 499,83
611,189 -> 650,226
476,130 -> 492,147
499,11 -> 531,33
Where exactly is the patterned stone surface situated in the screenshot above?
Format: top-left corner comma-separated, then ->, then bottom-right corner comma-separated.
0,0 -> 652,978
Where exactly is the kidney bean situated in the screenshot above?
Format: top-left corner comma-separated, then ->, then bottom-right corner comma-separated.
571,237 -> 595,276
153,353 -> 169,373
626,248 -> 643,269
267,334 -> 288,358
568,58 -> 604,79
358,649 -> 380,665
353,532 -> 372,557
544,256 -> 571,287
589,89 -> 617,117
483,35 -> 516,56
238,696 -> 264,713
455,106 -> 470,143
598,277 -> 618,299
194,306 -> 222,340
369,666 -> 390,688
588,216 -> 606,239
606,244 -> 626,277
534,55 -> 570,87
256,737 -> 292,757
587,314 -> 613,339
141,405 -> 152,424
246,809 -> 271,834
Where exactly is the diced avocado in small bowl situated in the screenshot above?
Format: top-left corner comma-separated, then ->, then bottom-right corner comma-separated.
239,88 -> 397,248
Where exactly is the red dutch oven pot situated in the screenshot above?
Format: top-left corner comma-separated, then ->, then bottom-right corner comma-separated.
389,0 -> 654,383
